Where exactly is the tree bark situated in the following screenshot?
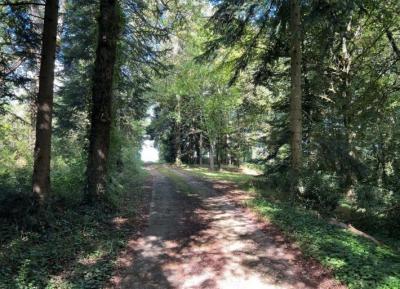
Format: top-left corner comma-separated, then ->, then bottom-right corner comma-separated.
32,0 -> 59,205
209,141 -> 215,171
86,0 -> 120,201
289,0 -> 302,196
199,132 -> 203,165
195,132 -> 202,165
175,94 -> 182,165
216,136 -> 221,170
175,125 -> 182,165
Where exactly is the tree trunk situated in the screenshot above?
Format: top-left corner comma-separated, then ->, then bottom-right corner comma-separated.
199,132 -> 203,165
209,141 -> 215,171
289,0 -> 302,196
86,0 -> 120,202
195,132 -> 202,165
32,0 -> 59,205
340,21 -> 357,198
175,94 -> 182,165
216,137 -> 221,170
175,125 -> 182,165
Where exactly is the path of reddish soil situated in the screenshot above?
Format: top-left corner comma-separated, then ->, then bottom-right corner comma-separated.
108,166 -> 346,289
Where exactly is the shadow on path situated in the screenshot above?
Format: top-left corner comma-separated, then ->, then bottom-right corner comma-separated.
110,166 -> 346,289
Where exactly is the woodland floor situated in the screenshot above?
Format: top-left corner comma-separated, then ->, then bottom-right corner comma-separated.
108,165 -> 346,289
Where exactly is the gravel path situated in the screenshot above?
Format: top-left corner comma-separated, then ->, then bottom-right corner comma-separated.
109,166 -> 346,289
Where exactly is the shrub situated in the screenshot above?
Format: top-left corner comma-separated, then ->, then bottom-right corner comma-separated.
300,171 -> 341,213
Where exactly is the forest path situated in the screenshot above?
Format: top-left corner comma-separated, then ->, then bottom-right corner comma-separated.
109,165 -> 345,289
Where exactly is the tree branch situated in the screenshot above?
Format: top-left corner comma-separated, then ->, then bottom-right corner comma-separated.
386,29 -> 400,60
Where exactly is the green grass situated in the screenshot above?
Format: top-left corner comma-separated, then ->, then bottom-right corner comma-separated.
182,166 -> 254,186
0,168 -> 149,289
158,166 -> 197,197
183,166 -> 400,289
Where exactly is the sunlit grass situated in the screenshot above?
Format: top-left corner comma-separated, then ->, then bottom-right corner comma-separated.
249,198 -> 400,289
183,166 -> 254,186
158,166 -> 198,197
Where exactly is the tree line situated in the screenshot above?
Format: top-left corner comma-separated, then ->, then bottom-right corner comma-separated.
149,0 -> 400,235
0,0 -> 170,213
1,0 -> 400,236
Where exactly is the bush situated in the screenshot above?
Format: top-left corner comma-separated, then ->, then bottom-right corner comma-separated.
355,184 -> 392,211
354,184 -> 400,237
300,171 -> 341,213
51,154 -> 86,207
263,160 -> 291,192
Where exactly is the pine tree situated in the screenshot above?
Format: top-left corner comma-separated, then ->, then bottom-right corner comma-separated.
289,0 -> 302,196
32,0 -> 59,204
86,0 -> 121,201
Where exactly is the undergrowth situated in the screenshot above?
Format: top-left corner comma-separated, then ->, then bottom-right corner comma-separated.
0,168 -> 149,289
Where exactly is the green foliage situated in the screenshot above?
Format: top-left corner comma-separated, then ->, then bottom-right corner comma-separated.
300,171 -> 341,213
107,121 -> 144,207
148,4 -> 254,167
250,197 -> 400,289
203,0 -> 400,243
158,167 -> 195,197
0,109 -> 34,220
1,0 -> 400,286
0,3 -> 41,103
51,147 -> 86,207
0,164 -> 149,289
187,166 -> 400,289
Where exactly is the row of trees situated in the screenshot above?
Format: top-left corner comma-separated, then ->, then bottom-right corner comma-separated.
0,0 -> 170,211
1,0 -> 399,234
149,0 -> 400,234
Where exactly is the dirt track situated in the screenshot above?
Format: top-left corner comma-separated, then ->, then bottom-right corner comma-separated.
109,166 -> 345,289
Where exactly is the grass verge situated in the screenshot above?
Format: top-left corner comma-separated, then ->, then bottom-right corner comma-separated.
0,168 -> 150,289
158,166 -> 196,197
182,166 -> 400,289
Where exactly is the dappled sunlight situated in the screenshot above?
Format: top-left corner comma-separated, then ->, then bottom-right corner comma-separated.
111,216 -> 129,228
112,167 -> 345,289
97,148 -> 106,159
249,197 -> 400,289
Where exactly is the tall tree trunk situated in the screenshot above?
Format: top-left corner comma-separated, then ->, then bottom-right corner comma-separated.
199,132 -> 203,165
86,0 -> 120,201
216,136 -> 221,170
341,23 -> 357,198
32,0 -> 59,205
289,0 -> 302,196
195,132 -> 201,165
175,125 -> 182,165
209,141 -> 215,171
175,94 -> 182,165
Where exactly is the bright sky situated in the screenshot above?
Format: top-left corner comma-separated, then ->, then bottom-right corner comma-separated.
141,139 -> 159,163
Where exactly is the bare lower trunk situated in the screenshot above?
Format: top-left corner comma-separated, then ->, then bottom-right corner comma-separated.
175,95 -> 182,166
32,0 -> 59,205
209,141 -> 215,171
197,132 -> 203,165
216,137 -> 221,170
86,0 -> 120,202
289,0 -> 302,196
175,125 -> 182,165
